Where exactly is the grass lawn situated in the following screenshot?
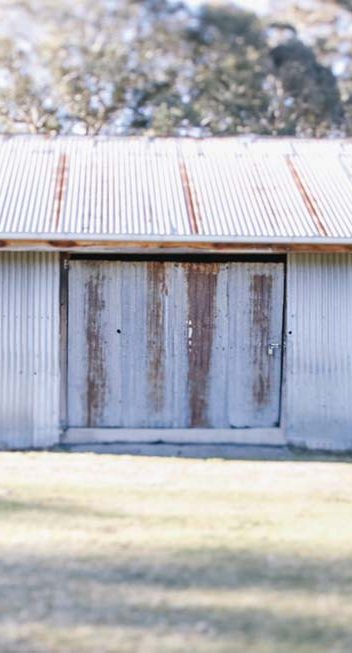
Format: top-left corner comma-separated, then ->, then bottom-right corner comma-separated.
0,453 -> 352,653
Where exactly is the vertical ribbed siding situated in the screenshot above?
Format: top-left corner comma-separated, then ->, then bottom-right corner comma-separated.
0,252 -> 60,448
286,254 -> 352,450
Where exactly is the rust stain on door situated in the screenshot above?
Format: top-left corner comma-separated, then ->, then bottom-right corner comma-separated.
85,270 -> 107,426
147,262 -> 167,414
250,273 -> 273,407
186,263 -> 218,427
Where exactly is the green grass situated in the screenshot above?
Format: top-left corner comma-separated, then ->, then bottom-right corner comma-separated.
0,453 -> 352,652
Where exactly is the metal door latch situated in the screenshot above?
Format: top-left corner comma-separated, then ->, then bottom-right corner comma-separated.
267,343 -> 281,356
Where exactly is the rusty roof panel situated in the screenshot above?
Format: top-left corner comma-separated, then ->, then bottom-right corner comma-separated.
0,135 -> 352,243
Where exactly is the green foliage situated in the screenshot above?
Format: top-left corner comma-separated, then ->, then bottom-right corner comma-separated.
335,0 -> 352,9
270,41 -> 344,136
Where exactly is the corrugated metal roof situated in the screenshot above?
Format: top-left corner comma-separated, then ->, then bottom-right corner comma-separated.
1,135 -> 352,245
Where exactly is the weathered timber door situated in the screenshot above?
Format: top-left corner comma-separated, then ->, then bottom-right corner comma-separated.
66,259 -> 284,443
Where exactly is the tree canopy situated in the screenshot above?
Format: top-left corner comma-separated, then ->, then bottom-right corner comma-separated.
0,0 -> 351,137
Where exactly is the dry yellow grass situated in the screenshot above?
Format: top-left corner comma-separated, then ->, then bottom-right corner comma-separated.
0,452 -> 352,652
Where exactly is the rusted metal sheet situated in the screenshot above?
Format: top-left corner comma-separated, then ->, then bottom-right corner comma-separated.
53,153 -> 69,229
147,262 -> 167,414
228,263 -> 284,427
1,136 -> 352,247
0,137 -> 190,238
178,159 -> 201,235
285,156 -> 328,237
0,252 -> 61,448
68,261 -> 121,427
85,269 -> 108,426
286,253 -> 352,451
186,262 -> 220,427
67,259 -> 284,434
68,260 -> 189,428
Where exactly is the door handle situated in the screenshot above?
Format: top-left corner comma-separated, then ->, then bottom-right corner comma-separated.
267,343 -> 281,356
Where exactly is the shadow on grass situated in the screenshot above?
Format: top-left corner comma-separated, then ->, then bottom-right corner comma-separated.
0,497 -> 131,520
0,549 -> 351,651
1,548 -> 349,594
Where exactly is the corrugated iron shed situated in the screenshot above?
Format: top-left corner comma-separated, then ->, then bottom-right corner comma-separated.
1,135 -> 352,247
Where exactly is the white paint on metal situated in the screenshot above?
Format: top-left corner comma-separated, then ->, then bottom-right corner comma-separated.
286,253 -> 352,451
64,427 -> 286,446
0,252 -> 60,448
1,136 -> 352,244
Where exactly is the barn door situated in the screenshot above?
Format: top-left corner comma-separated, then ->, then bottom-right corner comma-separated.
227,263 -> 284,428
66,259 -> 284,442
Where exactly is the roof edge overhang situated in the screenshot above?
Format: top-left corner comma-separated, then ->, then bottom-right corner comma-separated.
2,234 -> 352,253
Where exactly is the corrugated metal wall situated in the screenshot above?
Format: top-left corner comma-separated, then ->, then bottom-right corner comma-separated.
2,250 -> 352,451
0,252 -> 61,448
286,253 -> 352,450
